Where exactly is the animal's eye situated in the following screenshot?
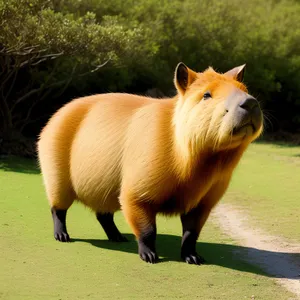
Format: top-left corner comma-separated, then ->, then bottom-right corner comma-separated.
203,92 -> 212,100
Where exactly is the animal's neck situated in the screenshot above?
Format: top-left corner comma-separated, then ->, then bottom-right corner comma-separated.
202,148 -> 246,173
174,142 -> 246,182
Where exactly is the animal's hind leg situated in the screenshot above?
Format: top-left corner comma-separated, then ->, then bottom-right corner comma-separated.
52,207 -> 70,242
96,213 -> 128,242
47,184 -> 75,242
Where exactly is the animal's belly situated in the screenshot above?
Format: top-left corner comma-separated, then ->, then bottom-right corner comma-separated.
75,170 -> 121,211
157,195 -> 184,215
158,177 -> 215,215
71,151 -> 122,213
69,101 -> 128,212
157,194 -> 202,215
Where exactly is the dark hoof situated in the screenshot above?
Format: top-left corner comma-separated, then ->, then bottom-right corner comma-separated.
54,232 -> 70,242
109,234 -> 128,242
182,253 -> 205,265
139,249 -> 158,264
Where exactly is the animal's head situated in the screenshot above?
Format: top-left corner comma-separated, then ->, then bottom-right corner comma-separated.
173,63 -> 263,155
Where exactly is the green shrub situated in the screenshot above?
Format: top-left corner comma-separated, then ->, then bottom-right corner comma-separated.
0,0 -> 149,146
1,0 -> 300,157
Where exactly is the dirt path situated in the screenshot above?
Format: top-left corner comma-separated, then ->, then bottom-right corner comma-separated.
212,203 -> 300,299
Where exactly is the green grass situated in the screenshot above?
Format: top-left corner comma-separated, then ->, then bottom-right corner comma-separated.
0,155 -> 295,300
223,142 -> 300,242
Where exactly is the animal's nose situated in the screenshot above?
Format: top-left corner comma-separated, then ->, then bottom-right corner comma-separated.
239,97 -> 258,111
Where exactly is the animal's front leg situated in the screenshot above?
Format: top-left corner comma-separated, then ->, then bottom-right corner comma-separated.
181,178 -> 231,265
180,204 -> 209,265
138,222 -> 157,264
122,200 -> 158,264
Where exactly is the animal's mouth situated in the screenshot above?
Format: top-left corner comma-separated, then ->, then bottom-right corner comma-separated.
232,122 -> 256,135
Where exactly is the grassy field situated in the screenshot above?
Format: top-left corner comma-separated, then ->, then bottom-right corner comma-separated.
224,142 -> 300,242
0,146 -> 298,300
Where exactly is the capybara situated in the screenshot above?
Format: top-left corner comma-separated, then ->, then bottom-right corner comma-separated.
38,63 -> 263,264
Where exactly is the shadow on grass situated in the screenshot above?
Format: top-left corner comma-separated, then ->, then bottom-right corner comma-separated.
0,156 -> 40,174
71,234 -> 300,280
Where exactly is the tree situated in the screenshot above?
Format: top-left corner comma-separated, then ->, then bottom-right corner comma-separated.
0,0 -> 147,155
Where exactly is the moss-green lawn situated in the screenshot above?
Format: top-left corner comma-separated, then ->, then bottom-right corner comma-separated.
1,142 -> 299,299
224,142 -> 300,243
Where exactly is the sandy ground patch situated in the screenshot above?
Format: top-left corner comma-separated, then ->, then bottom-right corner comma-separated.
212,203 -> 300,299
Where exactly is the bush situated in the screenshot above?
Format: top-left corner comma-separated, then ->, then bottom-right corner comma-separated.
1,0 -> 300,157
62,0 -> 300,132
0,0 -> 149,146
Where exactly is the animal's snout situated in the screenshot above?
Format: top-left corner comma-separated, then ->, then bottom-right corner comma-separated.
239,97 -> 259,112
237,96 -> 262,128
228,95 -> 262,135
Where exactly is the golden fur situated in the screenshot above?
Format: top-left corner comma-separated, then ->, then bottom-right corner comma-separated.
38,64 -> 263,239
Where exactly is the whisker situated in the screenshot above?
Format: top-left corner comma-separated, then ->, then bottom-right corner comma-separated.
263,115 -> 273,131
262,109 -> 277,131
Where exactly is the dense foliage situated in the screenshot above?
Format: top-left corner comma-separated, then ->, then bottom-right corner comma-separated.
1,0 -> 300,155
0,0 -> 148,154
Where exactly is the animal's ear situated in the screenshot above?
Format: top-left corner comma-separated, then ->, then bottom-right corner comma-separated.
174,62 -> 197,95
224,64 -> 246,82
